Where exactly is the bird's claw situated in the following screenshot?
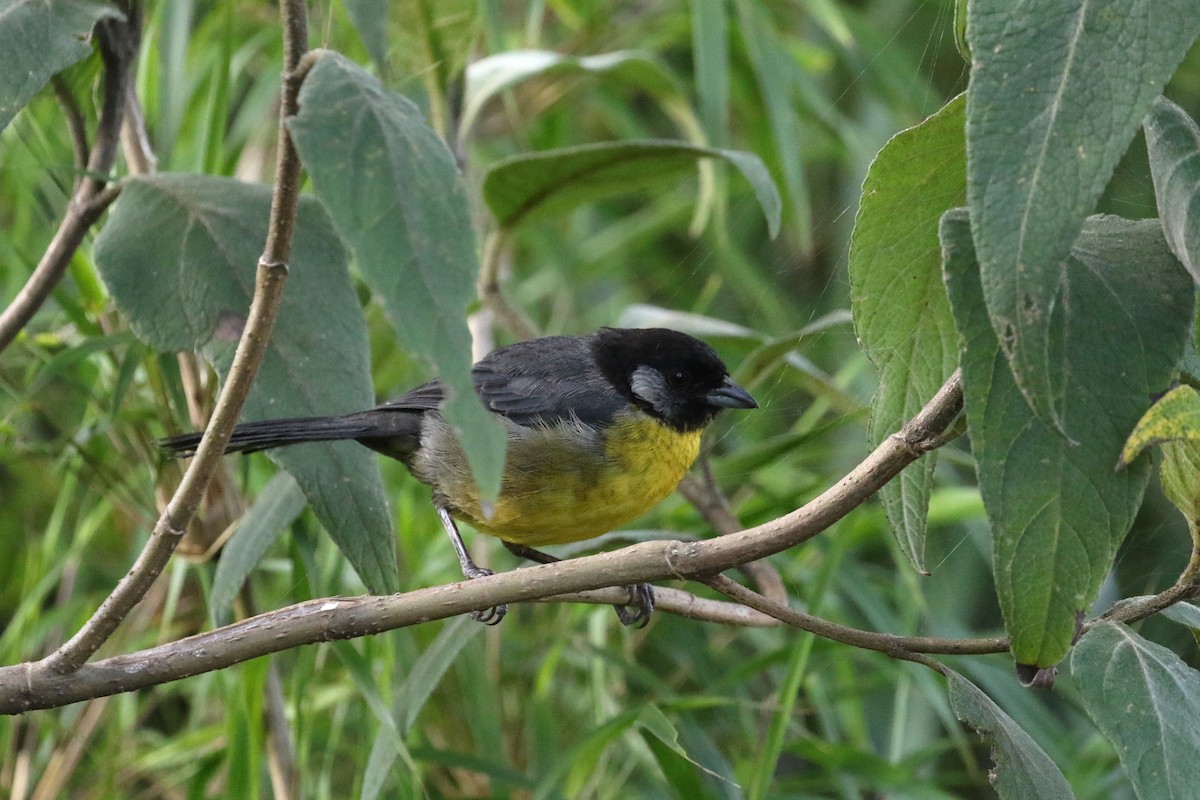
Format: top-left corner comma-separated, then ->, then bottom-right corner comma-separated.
463,564 -> 507,625
471,603 -> 507,625
614,582 -> 654,628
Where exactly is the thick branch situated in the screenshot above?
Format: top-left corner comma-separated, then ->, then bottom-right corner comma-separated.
0,369 -> 964,712
39,0 -> 311,675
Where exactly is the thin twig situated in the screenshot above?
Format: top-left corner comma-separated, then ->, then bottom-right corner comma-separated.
477,229 -> 539,340
0,18 -> 131,353
703,574 -> 1007,657
50,76 -> 89,178
680,456 -> 788,603
38,0 -> 312,675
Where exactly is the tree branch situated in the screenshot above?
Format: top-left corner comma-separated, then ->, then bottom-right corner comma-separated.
703,574 -> 1007,657
37,0 -> 311,675
0,368 -> 964,712
0,17 -> 133,353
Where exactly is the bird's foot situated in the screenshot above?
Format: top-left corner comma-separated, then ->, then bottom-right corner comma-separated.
462,564 -> 507,625
614,583 -> 654,628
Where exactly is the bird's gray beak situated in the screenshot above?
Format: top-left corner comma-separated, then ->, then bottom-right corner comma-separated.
706,376 -> 757,409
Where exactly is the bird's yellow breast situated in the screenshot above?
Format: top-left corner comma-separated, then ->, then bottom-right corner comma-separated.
450,413 -> 702,546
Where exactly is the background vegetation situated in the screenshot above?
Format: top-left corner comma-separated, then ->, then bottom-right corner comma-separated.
2,0 -> 1200,798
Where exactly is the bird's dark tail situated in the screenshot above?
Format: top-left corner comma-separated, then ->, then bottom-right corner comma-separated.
160,415 -> 377,458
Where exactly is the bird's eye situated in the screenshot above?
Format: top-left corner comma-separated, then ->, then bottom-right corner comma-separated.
667,369 -> 689,387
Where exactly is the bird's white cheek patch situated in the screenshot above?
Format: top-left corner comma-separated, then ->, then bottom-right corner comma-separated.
630,366 -> 668,407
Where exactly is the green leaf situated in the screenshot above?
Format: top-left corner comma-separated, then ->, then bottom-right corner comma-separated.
1162,440 -> 1200,551
1145,96 -> 1200,284
483,140 -> 781,237
965,0 -> 1200,434
690,0 -> 730,145
1121,386 -> 1200,466
941,209 -> 1192,666
636,706 -> 727,795
461,49 -> 686,143
733,0 -> 811,253
849,93 -> 966,571
1071,621 -> 1200,800
1118,380 -> 1200,546
288,52 -> 506,501
1160,601 -> 1200,631
946,671 -> 1075,800
361,617 -> 482,799
0,0 -> 121,134
391,0 -> 478,88
93,173 -> 398,593
395,617 -> 481,734
209,471 -> 306,625
343,0 -> 391,78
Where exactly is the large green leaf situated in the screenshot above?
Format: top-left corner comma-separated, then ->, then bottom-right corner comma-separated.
93,173 -> 398,593
288,52 -> 506,501
965,0 -> 1200,434
941,209 -> 1192,666
946,671 -> 1075,800
482,140 -> 781,237
0,0 -> 120,134
1071,621 -> 1200,799
849,93 -> 966,571
1145,96 -> 1200,284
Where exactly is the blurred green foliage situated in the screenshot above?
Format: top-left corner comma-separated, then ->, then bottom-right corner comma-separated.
2,1 -> 1199,798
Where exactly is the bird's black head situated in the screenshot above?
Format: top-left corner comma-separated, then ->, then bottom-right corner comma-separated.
591,327 -> 757,432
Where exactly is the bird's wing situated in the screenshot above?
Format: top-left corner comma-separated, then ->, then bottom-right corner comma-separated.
371,336 -> 626,429
473,336 -> 626,428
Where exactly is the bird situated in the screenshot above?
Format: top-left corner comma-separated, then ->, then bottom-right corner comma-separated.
162,327 -> 757,626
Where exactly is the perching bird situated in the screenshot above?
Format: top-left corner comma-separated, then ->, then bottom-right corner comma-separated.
162,327 -> 756,626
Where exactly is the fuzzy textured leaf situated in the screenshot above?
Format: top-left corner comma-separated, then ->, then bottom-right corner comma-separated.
850,93 -> 966,570
1072,621 -> 1200,800
941,209 -> 1191,666
1145,96 -> 1200,284
947,671 -> 1074,800
93,174 -> 397,593
0,0 -> 120,133
966,0 -> 1200,434
288,53 -> 506,500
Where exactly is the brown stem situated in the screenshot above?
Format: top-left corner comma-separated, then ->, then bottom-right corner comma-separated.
0,18 -> 132,353
679,456 -> 789,603
38,0 -> 311,675
704,574 -> 1007,657
0,370 -> 964,712
477,229 -> 539,340
50,76 -> 89,178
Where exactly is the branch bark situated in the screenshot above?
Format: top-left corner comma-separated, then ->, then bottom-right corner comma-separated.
0,17 -> 133,353
0,369 -> 965,713
37,0 -> 311,675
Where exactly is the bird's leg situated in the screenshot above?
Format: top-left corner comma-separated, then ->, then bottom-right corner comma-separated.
501,541 -> 654,628
437,506 -> 506,625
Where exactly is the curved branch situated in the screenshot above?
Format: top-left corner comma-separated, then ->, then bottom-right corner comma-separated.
0,369 -> 965,712
40,0 -> 312,675
704,574 -> 1007,657
0,17 -> 133,353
